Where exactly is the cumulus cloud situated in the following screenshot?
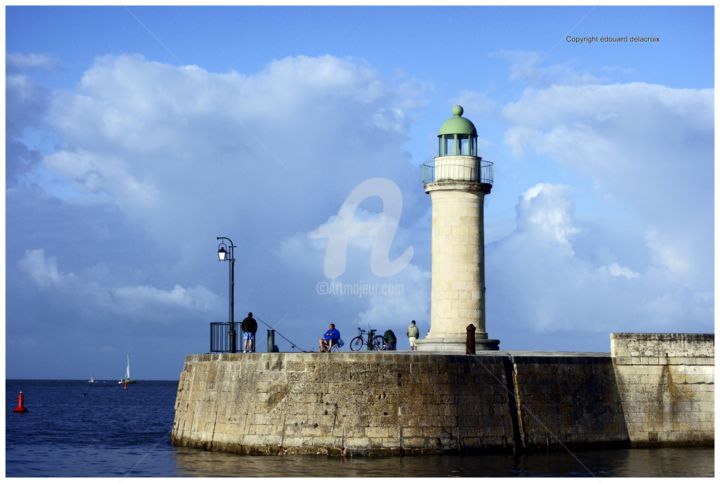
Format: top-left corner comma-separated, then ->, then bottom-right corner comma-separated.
18,249 -> 73,287
112,284 -> 222,315
597,263 -> 639,280
493,76 -> 713,345
6,55 -> 50,185
10,54 -> 430,354
10,50 -> 711,362
43,54 -> 427,239
487,183 -> 712,340
502,82 -> 713,290
496,51 -> 601,87
44,149 -> 158,208
515,183 -> 579,245
7,52 -> 56,72
18,248 -> 222,323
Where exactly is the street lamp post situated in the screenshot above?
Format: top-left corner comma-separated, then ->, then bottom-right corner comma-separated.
216,236 -> 237,353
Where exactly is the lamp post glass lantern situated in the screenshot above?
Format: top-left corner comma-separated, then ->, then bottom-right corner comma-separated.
216,236 -> 236,353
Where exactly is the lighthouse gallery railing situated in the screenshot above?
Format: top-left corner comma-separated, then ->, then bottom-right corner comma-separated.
422,159 -> 493,185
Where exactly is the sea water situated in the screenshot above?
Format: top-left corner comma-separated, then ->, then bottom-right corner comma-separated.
6,380 -> 714,477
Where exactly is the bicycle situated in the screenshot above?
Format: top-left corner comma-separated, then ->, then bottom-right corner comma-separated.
349,328 -> 386,351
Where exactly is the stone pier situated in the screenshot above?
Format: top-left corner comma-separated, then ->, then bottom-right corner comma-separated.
171,333 -> 713,456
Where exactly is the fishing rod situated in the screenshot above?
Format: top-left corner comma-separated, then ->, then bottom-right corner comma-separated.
255,316 -> 310,353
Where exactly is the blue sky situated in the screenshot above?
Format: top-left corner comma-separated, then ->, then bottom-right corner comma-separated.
6,6 -> 714,379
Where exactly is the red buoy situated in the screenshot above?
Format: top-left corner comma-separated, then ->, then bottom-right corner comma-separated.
13,390 -> 28,413
123,381 -> 128,390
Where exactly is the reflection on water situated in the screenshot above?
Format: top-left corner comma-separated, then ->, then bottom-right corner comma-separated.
174,447 -> 714,477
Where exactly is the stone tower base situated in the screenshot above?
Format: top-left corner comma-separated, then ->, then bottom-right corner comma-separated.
416,336 -> 499,352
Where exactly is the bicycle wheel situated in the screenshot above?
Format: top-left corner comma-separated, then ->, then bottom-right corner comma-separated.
372,335 -> 386,351
350,336 -> 364,352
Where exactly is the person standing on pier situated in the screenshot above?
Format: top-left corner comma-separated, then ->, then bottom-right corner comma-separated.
407,320 -> 419,351
241,312 -> 257,353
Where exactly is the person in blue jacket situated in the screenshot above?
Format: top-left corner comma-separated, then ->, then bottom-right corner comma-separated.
319,323 -> 341,352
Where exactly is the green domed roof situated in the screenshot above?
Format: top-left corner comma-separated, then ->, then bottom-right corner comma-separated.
438,105 -> 477,136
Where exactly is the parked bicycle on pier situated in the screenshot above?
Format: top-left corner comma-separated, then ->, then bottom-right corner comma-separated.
350,328 -> 386,351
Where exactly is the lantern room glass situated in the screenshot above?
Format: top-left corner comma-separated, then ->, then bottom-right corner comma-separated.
439,135 -> 478,157
445,136 -> 455,156
459,136 -> 469,155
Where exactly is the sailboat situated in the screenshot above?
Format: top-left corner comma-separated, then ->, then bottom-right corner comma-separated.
118,354 -> 136,385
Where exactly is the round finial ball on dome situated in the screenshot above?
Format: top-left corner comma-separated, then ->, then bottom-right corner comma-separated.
438,104 -> 477,136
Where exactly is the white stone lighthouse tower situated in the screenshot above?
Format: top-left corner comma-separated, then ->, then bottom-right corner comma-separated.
418,105 -> 500,352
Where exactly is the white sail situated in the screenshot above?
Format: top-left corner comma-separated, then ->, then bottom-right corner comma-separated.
119,354 -> 135,384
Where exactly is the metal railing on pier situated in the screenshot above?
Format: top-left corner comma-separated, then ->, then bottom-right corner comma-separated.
209,317 -> 309,353
209,322 -> 241,353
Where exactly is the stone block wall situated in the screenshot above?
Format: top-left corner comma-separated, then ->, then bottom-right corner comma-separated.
172,352 -> 629,455
512,356 -> 629,448
425,185 -> 487,343
611,333 -> 714,446
171,334 -> 714,456
172,353 -> 519,456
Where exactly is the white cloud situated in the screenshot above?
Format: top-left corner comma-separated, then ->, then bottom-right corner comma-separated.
516,183 -> 579,245
497,51 -> 601,86
493,79 -> 713,341
598,263 -> 640,280
644,229 -> 691,275
487,183 -> 712,337
18,249 -> 73,287
7,53 -> 56,72
502,81 -> 713,288
7,68 -> 49,184
23,54 -> 429,348
43,54 -> 426,243
44,149 -> 158,208
18,52 -> 711,355
18,248 -> 222,323
112,284 -> 221,313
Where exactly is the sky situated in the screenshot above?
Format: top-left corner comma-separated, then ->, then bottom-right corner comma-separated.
6,5 -> 714,380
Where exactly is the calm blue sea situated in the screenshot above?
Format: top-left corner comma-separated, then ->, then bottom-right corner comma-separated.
6,379 -> 714,477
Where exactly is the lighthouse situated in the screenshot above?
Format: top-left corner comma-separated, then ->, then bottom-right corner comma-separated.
418,105 -> 500,352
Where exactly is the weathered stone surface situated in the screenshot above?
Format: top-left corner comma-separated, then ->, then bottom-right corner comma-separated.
171,335 -> 714,456
421,178 -> 492,350
611,333 -> 714,359
610,333 -> 714,447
